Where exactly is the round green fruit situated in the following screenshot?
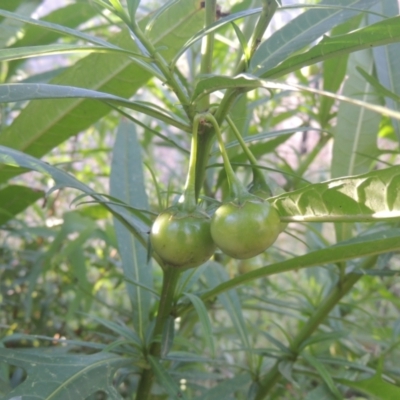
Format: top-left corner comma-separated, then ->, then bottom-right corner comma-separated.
210,198 -> 281,259
150,207 -> 216,269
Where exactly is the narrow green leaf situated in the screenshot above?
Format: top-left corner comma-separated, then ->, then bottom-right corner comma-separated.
0,8 -> 124,50
250,0 -> 379,77
331,48 -> 380,178
0,83 -> 187,130
0,0 -> 204,184
0,43 -> 149,62
262,15 -> 400,79
319,15 -> 363,127
5,2 -> 98,78
0,1 -> 40,47
127,0 -> 140,20
336,373 -> 400,399
357,67 -> 400,103
148,356 -> 189,400
184,293 -> 215,357
204,264 -> 255,372
0,348 -> 129,399
194,373 -> 251,400
84,314 -> 142,347
110,121 -> 153,340
0,185 -> 43,226
258,80 -> 400,121
0,145 -> 150,246
231,22 -> 251,66
270,165 -> 400,222
302,353 -> 342,399
185,229 -> 400,310
369,1 -> 400,143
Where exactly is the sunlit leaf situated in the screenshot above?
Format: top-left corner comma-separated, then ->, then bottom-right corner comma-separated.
270,166 -> 400,222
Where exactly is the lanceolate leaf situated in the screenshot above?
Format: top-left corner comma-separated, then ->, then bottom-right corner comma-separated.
0,185 -> 44,226
148,356 -> 189,400
171,7 -> 263,66
331,48 -> 380,178
0,0 -> 204,184
369,1 -> 400,143
250,0 -> 379,77
269,166 -> 400,222
0,44 -> 149,62
336,373 -> 400,399
205,264 -> 256,372
0,145 -> 150,247
0,8 -> 123,50
186,229 -> 400,309
5,2 -> 98,78
262,15 -> 400,79
110,122 -> 153,340
0,348 -> 129,400
0,83 -> 187,130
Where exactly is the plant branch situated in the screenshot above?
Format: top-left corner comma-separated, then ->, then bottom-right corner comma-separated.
234,0 -> 278,75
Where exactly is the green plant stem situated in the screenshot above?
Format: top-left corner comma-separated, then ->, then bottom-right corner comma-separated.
129,21 -> 193,119
136,267 -> 181,399
254,256 -> 377,400
234,0 -> 278,74
226,115 -> 271,193
198,0 -> 217,111
195,0 -> 278,197
180,115 -> 201,211
203,113 -> 246,198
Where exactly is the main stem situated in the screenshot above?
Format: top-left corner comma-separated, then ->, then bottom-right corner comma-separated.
136,267 -> 181,399
254,256 -> 378,400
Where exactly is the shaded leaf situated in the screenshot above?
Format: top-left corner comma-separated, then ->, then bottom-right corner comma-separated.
194,373 -> 251,400
204,263 -> 255,371
302,353 -> 342,399
184,293 -> 215,357
0,185 -> 43,226
0,145 -> 150,247
337,373 -> 400,399
0,348 -> 129,400
111,121 -> 153,340
331,47 -> 380,178
148,356 -> 188,400
369,1 -> 400,143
